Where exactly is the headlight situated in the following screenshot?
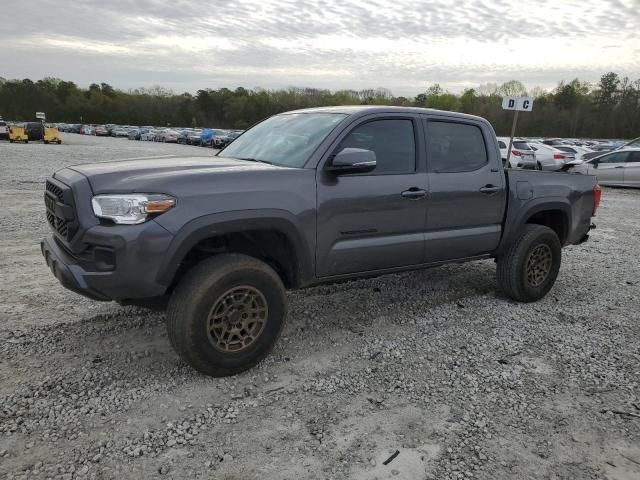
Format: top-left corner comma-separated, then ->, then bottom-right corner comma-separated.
91,194 -> 175,224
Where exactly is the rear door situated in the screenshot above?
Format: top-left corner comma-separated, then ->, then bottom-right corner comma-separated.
423,117 -> 506,262
624,151 -> 640,187
316,115 -> 428,277
593,151 -> 629,185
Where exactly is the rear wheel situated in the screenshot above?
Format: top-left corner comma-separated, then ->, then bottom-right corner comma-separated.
496,224 -> 561,302
166,254 -> 287,377
537,162 -> 543,170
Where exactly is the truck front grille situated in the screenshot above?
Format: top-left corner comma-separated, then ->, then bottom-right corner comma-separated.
45,179 -> 77,241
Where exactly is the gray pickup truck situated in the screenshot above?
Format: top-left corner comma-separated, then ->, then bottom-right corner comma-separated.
42,106 -> 600,376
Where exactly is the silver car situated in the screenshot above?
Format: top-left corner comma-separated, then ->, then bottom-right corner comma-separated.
497,137 -> 537,169
568,148 -> 640,187
528,142 -> 575,171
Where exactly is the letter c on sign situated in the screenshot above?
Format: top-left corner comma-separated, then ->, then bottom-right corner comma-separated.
523,100 -> 530,110
508,99 -> 515,108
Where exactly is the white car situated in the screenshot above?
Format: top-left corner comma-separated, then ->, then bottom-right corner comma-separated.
141,129 -> 160,141
528,142 -> 576,171
159,129 -> 179,143
568,148 -> 640,187
0,120 -> 8,140
553,145 -> 594,161
497,137 -> 537,169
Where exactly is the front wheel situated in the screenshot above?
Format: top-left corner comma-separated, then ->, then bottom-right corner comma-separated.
496,224 -> 561,302
166,254 -> 287,377
536,162 -> 543,170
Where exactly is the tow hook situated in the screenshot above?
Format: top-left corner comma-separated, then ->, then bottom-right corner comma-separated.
590,223 -> 596,231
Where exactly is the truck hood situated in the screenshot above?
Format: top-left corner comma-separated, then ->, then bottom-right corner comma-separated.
66,155 -> 282,193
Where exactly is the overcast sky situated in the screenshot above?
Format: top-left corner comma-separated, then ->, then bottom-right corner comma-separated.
1,0 -> 638,96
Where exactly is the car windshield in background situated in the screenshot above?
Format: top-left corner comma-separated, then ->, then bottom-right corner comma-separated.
218,113 -> 346,167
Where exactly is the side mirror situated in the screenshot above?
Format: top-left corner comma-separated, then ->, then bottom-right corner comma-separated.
590,160 -> 599,168
326,148 -> 376,175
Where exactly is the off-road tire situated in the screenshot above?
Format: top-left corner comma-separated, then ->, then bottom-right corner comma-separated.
496,224 -> 561,302
166,254 -> 287,377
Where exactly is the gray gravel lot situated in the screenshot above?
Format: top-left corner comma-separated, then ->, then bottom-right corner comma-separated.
0,133 -> 639,480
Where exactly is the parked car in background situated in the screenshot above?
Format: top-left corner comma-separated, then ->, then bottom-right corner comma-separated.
80,125 -> 94,135
567,148 -> 640,187
0,120 -> 8,140
177,129 -> 193,144
25,122 -> 45,141
188,129 -> 203,145
528,142 -> 575,171
497,137 -> 537,169
211,130 -> 231,148
140,129 -> 159,141
590,143 -> 616,152
553,145 -> 593,161
159,129 -> 179,143
199,128 -> 215,146
128,128 -> 149,140
620,136 -> 640,149
111,126 -> 130,137
94,125 -> 109,136
542,138 -> 568,147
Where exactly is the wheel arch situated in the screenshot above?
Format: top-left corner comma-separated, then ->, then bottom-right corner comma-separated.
498,197 -> 572,254
156,210 -> 314,291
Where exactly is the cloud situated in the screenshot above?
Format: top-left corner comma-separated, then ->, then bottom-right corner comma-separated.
0,0 -> 638,95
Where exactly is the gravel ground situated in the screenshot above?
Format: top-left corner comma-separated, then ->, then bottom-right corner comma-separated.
0,134 -> 639,480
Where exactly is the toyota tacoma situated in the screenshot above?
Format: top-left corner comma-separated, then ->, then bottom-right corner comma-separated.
41,106 -> 600,376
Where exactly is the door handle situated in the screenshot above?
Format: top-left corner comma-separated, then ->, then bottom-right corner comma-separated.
479,185 -> 500,194
401,188 -> 426,199
614,166 -> 624,169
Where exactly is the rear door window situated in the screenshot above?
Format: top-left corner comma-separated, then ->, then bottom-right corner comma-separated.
426,121 -> 488,172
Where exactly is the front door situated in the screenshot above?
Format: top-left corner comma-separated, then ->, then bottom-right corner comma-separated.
316,116 -> 427,277
423,118 -> 506,262
623,150 -> 640,187
592,151 -> 629,185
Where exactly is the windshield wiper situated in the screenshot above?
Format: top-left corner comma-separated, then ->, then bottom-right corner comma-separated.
236,157 -> 274,165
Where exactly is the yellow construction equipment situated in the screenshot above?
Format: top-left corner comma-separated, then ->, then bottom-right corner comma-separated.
9,126 -> 29,143
44,127 -> 62,144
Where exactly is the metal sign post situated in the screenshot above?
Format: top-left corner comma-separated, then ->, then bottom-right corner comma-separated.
501,96 -> 534,168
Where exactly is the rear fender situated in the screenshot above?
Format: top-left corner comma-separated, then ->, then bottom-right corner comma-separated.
496,196 -> 572,255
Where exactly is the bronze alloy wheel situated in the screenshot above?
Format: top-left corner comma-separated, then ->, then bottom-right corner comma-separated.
207,286 -> 268,353
525,244 -> 553,287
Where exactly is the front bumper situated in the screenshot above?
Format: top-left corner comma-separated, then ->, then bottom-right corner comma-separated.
41,220 -> 175,301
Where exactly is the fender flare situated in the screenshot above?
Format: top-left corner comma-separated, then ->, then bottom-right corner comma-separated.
497,197 -> 572,254
155,209 -> 314,288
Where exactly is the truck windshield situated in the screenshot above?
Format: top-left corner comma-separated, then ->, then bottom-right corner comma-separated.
218,113 -> 346,167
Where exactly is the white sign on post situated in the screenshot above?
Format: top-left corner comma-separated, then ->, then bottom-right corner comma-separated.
501,96 -> 534,168
501,96 -> 534,112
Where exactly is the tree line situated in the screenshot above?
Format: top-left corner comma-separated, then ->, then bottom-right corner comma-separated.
0,72 -> 638,138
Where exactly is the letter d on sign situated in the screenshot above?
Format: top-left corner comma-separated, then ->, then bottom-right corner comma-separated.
508,99 -> 515,108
